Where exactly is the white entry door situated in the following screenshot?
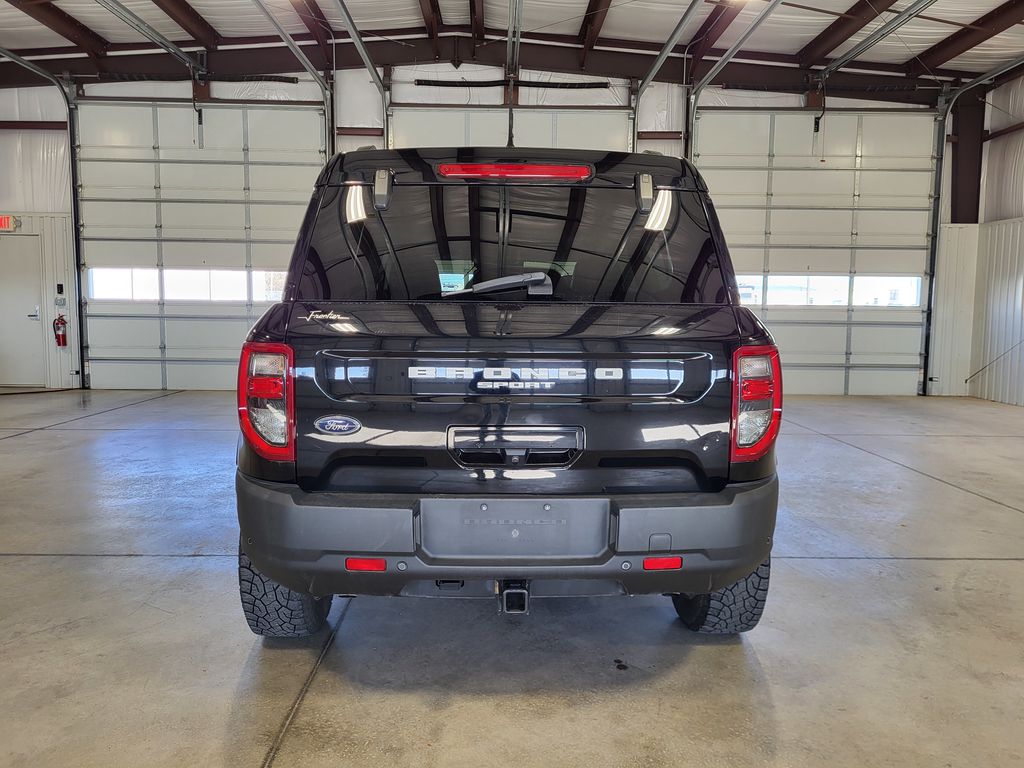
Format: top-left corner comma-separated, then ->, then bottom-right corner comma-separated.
0,234 -> 46,387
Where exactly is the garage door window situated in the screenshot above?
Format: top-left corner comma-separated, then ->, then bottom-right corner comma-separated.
252,270 -> 287,302
736,275 -> 764,305
766,275 -> 849,306
852,276 -> 921,307
87,268 -> 160,300
164,269 -> 248,301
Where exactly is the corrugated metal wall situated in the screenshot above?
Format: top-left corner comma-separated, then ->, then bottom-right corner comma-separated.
970,217 -> 1024,406
928,224 -> 978,395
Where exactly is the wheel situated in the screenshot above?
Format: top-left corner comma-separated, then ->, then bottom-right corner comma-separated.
671,558 -> 770,634
238,546 -> 333,637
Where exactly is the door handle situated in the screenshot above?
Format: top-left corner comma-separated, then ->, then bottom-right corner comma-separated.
26,306 -> 40,320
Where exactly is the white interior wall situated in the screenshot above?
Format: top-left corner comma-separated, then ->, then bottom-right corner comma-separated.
928,224 -> 979,395
962,77 -> 1024,407
970,217 -> 1024,406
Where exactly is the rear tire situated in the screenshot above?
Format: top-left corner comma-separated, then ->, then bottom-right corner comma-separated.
671,558 -> 770,634
238,547 -> 332,637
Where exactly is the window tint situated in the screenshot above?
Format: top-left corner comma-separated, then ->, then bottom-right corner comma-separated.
297,184 -> 728,303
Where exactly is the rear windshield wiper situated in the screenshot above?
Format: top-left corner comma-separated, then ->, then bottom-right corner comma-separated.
442,271 -> 553,298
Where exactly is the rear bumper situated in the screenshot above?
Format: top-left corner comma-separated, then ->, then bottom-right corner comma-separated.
236,472 -> 778,598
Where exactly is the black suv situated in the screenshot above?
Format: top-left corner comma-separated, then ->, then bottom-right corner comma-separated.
236,148 -> 780,637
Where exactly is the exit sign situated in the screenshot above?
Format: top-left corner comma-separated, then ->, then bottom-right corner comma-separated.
0,215 -> 16,232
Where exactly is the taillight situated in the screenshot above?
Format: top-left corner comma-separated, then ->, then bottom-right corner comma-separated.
437,163 -> 592,180
731,344 -> 782,463
238,341 -> 295,462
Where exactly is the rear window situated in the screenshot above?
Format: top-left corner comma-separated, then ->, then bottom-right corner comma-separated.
295,183 -> 729,303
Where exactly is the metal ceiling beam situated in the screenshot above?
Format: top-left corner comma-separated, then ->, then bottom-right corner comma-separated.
578,0 -> 612,68
3,0 -> 108,60
688,1 -> 745,74
820,0 -> 940,77
470,0 -> 484,41
93,0 -> 205,73
635,0 -> 703,102
150,0 -> 221,50
908,0 -> 1024,75
417,0 -> 442,58
0,36 -> 942,106
797,0 -> 899,66
288,0 -> 334,66
694,0 -> 786,93
505,0 -> 523,78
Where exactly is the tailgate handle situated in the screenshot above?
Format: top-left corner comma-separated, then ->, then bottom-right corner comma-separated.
448,426 -> 583,468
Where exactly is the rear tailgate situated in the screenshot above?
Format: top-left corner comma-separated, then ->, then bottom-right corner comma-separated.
289,302 -> 739,495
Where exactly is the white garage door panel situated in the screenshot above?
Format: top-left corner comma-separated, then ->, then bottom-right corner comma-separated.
859,170 -> 931,206
251,242 -> 295,269
782,368 -> 846,395
779,122 -> 860,167
715,208 -> 766,245
196,109 -> 246,149
702,108 -> 935,395
77,100 -> 326,389
81,201 -> 158,238
90,361 -> 164,389
250,204 -> 307,238
850,325 -> 922,355
861,115 -> 933,162
768,248 -> 851,272
248,110 -> 324,153
695,113 -> 771,162
87,316 -> 162,354
78,105 -> 153,149
847,369 -> 920,395
728,247 -> 765,272
771,169 -> 854,204
161,202 -> 247,238
248,165 -> 320,200
162,241 -> 246,268
702,169 -> 769,206
772,325 -> 847,356
79,160 -> 154,196
856,210 -> 929,246
83,241 -> 158,267
772,209 -> 853,245
165,362 -> 236,389
853,248 -> 926,273
159,164 -> 246,200
467,111 -> 516,146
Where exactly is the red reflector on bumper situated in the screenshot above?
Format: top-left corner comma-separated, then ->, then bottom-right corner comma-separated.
437,163 -> 592,180
643,556 -> 682,571
345,557 -> 387,572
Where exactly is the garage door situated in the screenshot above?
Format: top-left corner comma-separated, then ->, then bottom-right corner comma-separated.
76,99 -> 325,389
390,107 -> 631,151
694,108 -> 935,395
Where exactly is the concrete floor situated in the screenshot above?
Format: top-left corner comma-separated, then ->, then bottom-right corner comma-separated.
1,391 -> 1022,768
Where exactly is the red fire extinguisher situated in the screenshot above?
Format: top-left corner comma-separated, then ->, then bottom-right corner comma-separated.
53,314 -> 68,348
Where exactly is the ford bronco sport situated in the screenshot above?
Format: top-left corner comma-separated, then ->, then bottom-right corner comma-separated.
236,148 -> 780,637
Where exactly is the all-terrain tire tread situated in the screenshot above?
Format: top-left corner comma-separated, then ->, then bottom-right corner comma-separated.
238,549 -> 332,637
672,558 -> 770,634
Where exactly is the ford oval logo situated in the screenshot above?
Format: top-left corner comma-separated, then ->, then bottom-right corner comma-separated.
314,415 -> 362,435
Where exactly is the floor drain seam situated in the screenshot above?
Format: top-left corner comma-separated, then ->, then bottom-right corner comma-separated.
260,599 -> 351,768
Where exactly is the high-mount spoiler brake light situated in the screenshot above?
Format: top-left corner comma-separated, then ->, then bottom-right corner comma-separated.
437,163 -> 592,181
